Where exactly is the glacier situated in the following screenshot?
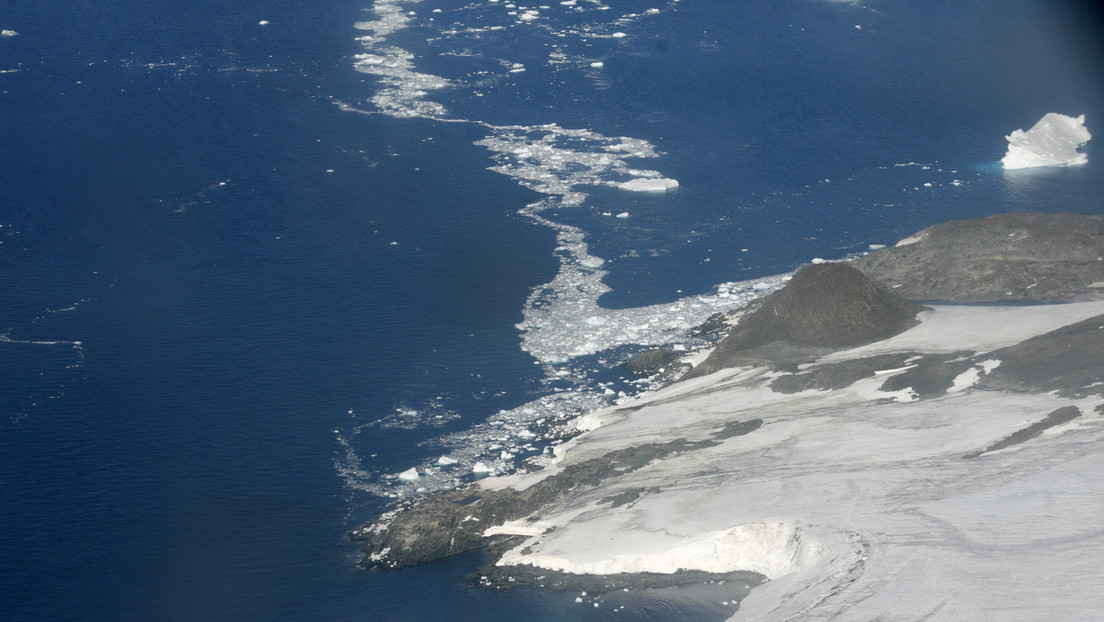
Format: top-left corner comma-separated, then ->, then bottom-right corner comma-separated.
1001,112 -> 1091,169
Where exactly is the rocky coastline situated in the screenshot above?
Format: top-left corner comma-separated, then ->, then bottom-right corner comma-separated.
352,212 -> 1104,603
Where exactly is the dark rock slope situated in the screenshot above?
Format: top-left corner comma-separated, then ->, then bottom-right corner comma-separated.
684,262 -> 924,377
852,212 -> 1104,302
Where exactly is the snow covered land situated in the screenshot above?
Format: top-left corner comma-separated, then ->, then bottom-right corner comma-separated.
357,235 -> 1104,619
1002,112 -> 1091,169
477,299 -> 1104,620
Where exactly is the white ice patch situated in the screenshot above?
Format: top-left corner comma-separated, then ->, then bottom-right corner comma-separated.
2,29 -> 19,37
618,177 -> 679,192
1001,113 -> 1091,169
396,467 -> 420,481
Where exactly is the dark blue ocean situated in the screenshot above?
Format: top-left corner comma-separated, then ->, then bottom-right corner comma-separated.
2,1 -> 1102,620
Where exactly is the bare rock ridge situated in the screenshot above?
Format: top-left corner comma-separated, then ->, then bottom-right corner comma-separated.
684,262 -> 925,378
852,212 -> 1104,302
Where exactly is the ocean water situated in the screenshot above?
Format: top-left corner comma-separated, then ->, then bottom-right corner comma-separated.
1,1 -> 1102,620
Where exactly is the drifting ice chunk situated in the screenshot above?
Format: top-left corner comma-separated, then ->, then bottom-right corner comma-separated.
618,177 -> 679,192
397,467 -> 420,481
1001,113 -> 1090,169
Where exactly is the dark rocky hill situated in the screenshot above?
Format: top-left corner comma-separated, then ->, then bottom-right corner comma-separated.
852,212 -> 1104,302
684,262 -> 924,377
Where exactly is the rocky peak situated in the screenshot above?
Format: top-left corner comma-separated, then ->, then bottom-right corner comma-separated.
685,263 -> 924,377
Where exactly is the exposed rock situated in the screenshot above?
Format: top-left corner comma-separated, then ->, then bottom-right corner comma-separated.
685,263 -> 924,378
964,406 -> 1082,459
689,312 -> 735,338
353,437 -> 722,569
853,212 -> 1104,302
875,352 -> 977,399
977,313 -> 1104,398
712,418 -> 763,440
621,348 -> 684,375
600,487 -> 661,508
769,353 -> 918,394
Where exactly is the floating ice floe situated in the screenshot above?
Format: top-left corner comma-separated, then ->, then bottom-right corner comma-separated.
1001,113 -> 1091,169
396,467 -> 420,481
618,177 -> 679,192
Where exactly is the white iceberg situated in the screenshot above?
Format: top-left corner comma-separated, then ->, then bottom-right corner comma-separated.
1001,113 -> 1090,169
618,177 -> 679,192
396,467 -> 420,481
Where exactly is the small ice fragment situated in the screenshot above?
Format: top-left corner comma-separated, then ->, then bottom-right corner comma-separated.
611,32 -> 627,38
258,20 -> 269,26
472,461 -> 494,474
2,29 -> 20,37
868,244 -> 886,250
1002,113 -> 1090,169
436,456 -> 458,466
590,61 -> 604,68
615,212 -> 630,218
397,467 -> 419,481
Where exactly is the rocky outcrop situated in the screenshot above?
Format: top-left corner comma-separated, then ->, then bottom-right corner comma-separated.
976,313 -> 1104,398
621,348 -> 684,375
353,437 -> 725,569
853,212 -> 1104,302
963,406 -> 1082,459
352,420 -> 764,575
684,263 -> 924,377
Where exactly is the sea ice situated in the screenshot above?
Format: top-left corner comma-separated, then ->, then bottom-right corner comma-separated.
396,467 -> 419,481
1001,113 -> 1091,169
618,177 -> 679,192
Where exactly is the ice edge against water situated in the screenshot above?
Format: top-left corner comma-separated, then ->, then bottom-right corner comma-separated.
1001,112 -> 1091,169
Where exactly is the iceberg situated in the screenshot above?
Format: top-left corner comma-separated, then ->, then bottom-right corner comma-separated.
1001,113 -> 1091,169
